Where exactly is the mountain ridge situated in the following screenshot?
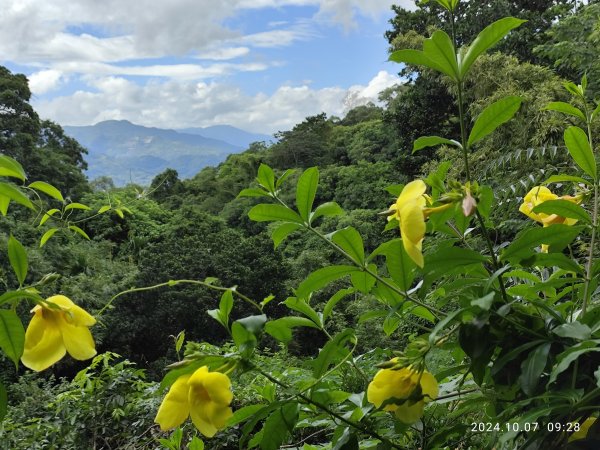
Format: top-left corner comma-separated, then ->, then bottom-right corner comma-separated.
64,120 -> 270,186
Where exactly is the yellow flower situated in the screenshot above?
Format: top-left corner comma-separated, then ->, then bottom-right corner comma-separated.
388,180 -> 450,267
155,366 -> 233,437
519,186 -> 580,226
367,365 -> 438,424
21,295 -> 97,372
519,186 -> 581,252
388,180 -> 428,267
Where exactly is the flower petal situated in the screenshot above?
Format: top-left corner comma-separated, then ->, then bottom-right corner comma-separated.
60,321 -> 97,360
394,400 -> 425,424
155,374 -> 191,431
190,407 -> 219,438
48,295 -> 96,326
21,316 -> 66,372
420,372 -> 439,401
201,371 -> 233,405
398,180 -> 427,205
399,202 -> 425,267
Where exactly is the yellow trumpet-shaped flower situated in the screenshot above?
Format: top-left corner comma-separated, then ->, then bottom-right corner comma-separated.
21,295 -> 97,372
155,366 -> 233,438
367,365 -> 438,424
388,180 -> 450,267
519,186 -> 581,252
519,186 -> 580,226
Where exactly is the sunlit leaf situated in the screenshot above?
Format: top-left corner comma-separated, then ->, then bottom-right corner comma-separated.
564,126 -> 597,180
468,96 -> 522,147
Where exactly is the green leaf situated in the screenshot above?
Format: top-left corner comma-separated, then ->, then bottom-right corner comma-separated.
323,288 -> 354,323
295,265 -> 358,300
468,96 -> 522,147
564,126 -> 597,180
0,310 -> 25,368
592,102 -> 600,121
331,227 -> 364,265
28,181 -> 64,202
491,340 -> 545,377
40,228 -> 59,247
424,246 -> 487,279
0,182 -> 33,210
270,222 -> 301,249
0,290 -> 44,307
519,343 -> 551,396
532,199 -> 591,224
548,341 -> 600,385
544,102 -> 587,122
350,265 -> 377,294
220,290 -> 233,324
500,224 -> 584,262
522,253 -> 584,274
434,0 -> 459,12
98,205 -> 111,214
260,403 -> 299,450
188,436 -> 204,450
0,380 -> 6,421
256,164 -> 276,192
64,202 -> 91,211
0,155 -> 26,181
423,30 -> 460,80
552,322 -> 591,340
265,317 -> 319,343
312,329 -> 356,378
232,315 -> 266,358
275,168 -> 295,189
227,404 -> 267,427
471,292 -> 495,311
39,208 -> 60,226
389,49 -> 447,75
296,167 -> 319,222
175,331 -> 185,354
413,135 -> 461,153
369,239 -> 416,291
282,297 -> 322,328
459,17 -> 526,79
544,174 -> 590,185
248,204 -> 303,224
68,225 -> 90,240
311,201 -> 343,222
8,235 -> 28,286
383,312 -> 401,336
237,188 -> 270,198
0,195 -> 9,216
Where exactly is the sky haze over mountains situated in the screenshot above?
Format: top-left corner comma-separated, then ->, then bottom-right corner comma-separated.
1,0 -> 409,134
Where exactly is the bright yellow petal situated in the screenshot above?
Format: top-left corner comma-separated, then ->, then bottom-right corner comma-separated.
59,321 -> 97,360
21,317 -> 66,371
367,368 -> 414,411
190,407 -> 218,438
200,372 -> 233,406
394,400 -> 425,424
398,180 -> 427,205
47,295 -> 96,326
420,372 -> 439,401
399,202 -> 425,267
155,375 -> 192,431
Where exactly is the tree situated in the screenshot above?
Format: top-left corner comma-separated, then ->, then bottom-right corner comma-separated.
269,113 -> 334,168
0,66 -> 89,195
535,2 -> 600,96
386,0 -> 580,65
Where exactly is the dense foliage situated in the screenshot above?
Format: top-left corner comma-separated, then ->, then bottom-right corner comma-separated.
1,1 -> 600,449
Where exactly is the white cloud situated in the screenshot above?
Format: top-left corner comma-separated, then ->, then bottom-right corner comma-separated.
28,69 -> 63,94
33,70 -> 398,134
195,47 -> 250,61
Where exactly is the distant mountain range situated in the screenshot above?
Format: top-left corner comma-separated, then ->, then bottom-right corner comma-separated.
64,120 -> 272,186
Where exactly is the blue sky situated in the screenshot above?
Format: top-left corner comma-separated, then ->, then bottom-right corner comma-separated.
0,0 -> 413,134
